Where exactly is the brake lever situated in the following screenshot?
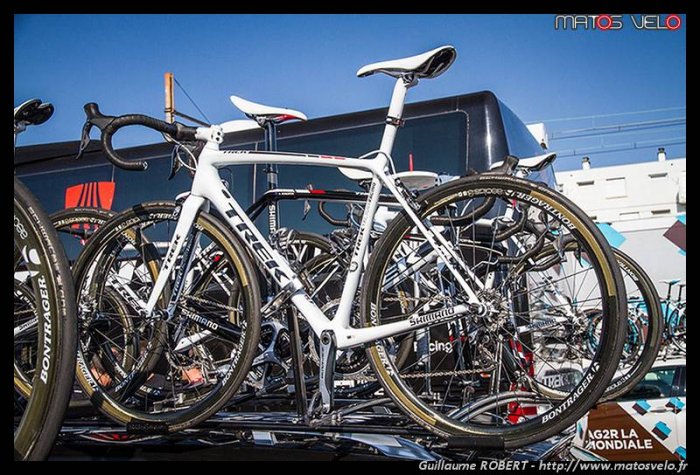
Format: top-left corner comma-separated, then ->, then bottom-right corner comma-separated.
75,121 -> 93,160
168,146 -> 183,181
302,183 -> 314,221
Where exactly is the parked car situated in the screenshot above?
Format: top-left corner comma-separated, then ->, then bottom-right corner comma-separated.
573,358 -> 686,461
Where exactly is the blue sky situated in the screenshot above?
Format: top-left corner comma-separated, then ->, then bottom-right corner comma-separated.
15,14 -> 685,171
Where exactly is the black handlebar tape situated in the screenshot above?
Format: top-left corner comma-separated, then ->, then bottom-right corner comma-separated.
318,201 -> 350,227
430,195 -> 496,226
101,117 -> 152,170
83,103 -> 198,171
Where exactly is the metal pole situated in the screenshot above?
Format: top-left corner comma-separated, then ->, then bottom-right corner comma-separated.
164,72 -> 175,124
164,72 -> 175,143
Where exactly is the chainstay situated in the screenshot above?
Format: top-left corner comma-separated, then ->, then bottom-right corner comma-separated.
183,294 -> 242,314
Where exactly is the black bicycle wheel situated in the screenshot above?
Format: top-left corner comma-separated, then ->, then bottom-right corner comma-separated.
72,201 -> 261,432
591,248 -> 663,401
14,178 -> 77,460
669,307 -> 686,354
524,243 -> 662,402
281,230 -> 331,264
14,207 -> 115,412
51,207 -> 115,262
361,174 -> 626,449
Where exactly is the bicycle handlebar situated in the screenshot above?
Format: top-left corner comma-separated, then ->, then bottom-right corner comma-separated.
77,102 -> 199,171
318,201 -> 350,227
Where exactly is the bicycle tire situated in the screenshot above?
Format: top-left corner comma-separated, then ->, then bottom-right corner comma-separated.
360,174 -> 626,449
669,308 -> 686,354
599,248 -> 663,401
15,207 -> 115,415
71,201 -> 261,431
14,178 -> 77,460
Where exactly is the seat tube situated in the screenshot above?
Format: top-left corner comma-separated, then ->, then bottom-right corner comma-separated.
264,121 -> 280,235
378,76 -> 417,156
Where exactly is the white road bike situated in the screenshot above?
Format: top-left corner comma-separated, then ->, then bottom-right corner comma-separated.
72,45 -> 626,448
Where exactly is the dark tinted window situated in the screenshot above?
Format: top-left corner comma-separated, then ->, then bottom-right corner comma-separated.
19,112 -> 467,237
266,112 -> 466,234
617,367 -> 680,401
675,366 -> 686,397
19,154 -> 253,213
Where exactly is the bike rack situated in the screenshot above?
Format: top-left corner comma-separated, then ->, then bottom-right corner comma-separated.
55,399 -> 445,461
54,405 -> 575,461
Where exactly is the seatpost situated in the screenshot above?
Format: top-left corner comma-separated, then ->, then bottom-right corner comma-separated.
378,76 -> 418,157
664,283 -> 673,319
263,121 -> 280,235
677,283 -> 685,303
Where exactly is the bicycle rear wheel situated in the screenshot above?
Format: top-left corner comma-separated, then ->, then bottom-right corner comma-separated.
587,248 -> 663,401
361,174 -> 626,449
14,178 -> 77,460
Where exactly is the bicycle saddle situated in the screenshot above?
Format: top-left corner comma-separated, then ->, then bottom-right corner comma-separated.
661,279 -> 682,285
490,152 -> 557,173
230,95 -> 307,124
356,45 -> 456,79
14,98 -> 54,125
338,168 -> 438,192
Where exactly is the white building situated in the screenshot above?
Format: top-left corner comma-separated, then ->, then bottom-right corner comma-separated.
554,151 -> 686,296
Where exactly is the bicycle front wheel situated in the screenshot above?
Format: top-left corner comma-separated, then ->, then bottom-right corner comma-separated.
15,207 -> 115,407
361,174 -> 626,449
72,201 -> 261,432
14,178 -> 77,460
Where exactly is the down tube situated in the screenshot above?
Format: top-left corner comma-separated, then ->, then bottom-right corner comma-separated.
207,187 -> 301,291
207,188 -> 335,336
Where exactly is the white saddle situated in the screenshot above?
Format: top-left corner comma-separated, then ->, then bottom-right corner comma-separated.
661,279 -> 683,285
356,45 -> 456,79
490,152 -> 557,172
230,95 -> 307,124
339,168 -> 438,192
